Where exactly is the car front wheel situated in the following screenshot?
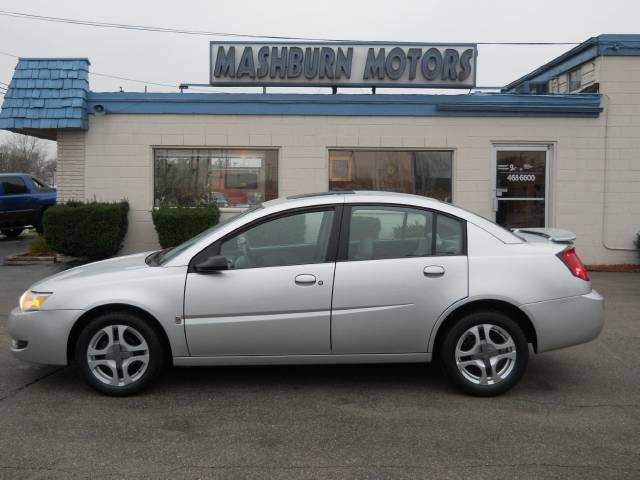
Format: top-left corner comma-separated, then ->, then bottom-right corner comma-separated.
439,310 -> 529,396
75,311 -> 165,396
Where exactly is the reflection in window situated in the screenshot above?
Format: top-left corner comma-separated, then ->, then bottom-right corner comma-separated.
346,206 -> 465,260
329,150 -> 453,202
348,206 -> 434,260
220,210 -> 335,269
154,149 -> 278,208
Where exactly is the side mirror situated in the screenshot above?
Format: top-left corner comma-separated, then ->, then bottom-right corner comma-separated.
194,255 -> 229,273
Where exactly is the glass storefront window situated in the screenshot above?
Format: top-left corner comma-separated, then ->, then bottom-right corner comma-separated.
154,149 -> 278,208
328,150 -> 453,202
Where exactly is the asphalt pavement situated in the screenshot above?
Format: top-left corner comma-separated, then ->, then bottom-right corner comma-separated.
0,232 -> 638,479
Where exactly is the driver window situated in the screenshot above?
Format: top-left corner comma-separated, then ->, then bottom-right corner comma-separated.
220,209 -> 335,270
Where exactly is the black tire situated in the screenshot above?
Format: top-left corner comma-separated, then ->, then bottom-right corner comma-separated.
34,216 -> 44,234
439,310 -> 529,397
1,228 -> 23,238
75,311 -> 166,396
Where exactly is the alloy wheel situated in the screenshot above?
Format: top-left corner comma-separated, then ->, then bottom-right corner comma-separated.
454,324 -> 517,386
86,325 -> 150,387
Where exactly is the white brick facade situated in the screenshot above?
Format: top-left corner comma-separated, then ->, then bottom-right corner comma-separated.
52,57 -> 640,265
598,57 -> 640,260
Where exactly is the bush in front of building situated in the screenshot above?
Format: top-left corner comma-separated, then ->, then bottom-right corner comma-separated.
151,206 -> 220,248
43,201 -> 129,259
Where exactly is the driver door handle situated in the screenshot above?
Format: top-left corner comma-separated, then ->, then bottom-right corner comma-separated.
423,265 -> 445,277
295,274 -> 317,286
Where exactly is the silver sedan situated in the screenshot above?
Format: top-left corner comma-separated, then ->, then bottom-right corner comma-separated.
9,191 -> 604,396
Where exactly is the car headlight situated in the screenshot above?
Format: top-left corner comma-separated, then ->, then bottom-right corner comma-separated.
19,290 -> 52,312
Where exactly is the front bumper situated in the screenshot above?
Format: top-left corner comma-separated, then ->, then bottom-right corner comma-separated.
521,289 -> 605,353
8,307 -> 84,365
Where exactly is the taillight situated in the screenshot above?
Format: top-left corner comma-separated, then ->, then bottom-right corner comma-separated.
557,247 -> 589,281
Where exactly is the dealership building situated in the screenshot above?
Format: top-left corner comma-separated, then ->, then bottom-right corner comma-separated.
0,34 -> 639,263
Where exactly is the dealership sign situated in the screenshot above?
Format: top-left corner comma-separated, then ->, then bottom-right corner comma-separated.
209,42 -> 477,88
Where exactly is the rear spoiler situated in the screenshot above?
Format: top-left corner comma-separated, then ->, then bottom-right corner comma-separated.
511,228 -> 576,244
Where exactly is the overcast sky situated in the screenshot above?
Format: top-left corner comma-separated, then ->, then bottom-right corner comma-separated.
1,0 -> 639,157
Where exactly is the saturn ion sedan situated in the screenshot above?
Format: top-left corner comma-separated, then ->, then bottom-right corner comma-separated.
9,191 -> 605,396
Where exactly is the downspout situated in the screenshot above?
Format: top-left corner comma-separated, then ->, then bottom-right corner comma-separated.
600,90 -> 637,251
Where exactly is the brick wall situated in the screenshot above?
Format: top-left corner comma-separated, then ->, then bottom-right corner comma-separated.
55,105 -> 638,264
598,56 -> 640,258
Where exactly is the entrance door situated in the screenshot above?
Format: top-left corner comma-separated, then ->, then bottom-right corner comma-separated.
494,146 -> 550,228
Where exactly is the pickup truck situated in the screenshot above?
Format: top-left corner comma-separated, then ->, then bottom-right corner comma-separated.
0,173 -> 56,238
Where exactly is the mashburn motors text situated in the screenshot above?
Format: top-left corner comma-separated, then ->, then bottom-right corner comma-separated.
211,45 -> 475,83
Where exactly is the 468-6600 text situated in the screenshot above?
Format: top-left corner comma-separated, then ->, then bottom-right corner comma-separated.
507,174 -> 536,182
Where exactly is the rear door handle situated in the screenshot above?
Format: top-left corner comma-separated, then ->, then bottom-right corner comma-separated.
423,265 -> 445,277
295,274 -> 317,286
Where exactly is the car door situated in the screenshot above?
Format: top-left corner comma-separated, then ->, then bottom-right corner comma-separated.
331,204 -> 468,354
184,206 -> 340,356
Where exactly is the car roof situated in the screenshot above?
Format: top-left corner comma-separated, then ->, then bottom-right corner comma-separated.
272,190 -> 445,211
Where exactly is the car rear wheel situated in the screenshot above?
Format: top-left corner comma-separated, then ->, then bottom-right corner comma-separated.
75,311 -> 165,396
1,228 -> 23,238
439,310 -> 529,396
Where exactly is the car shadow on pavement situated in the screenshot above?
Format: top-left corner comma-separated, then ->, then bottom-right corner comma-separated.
39,351 -> 587,400
49,361 -> 456,398
164,362 -> 448,388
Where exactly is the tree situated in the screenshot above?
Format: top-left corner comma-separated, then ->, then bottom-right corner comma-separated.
0,133 -> 56,185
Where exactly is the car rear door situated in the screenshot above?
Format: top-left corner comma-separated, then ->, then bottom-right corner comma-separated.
184,205 -> 340,356
331,204 -> 468,354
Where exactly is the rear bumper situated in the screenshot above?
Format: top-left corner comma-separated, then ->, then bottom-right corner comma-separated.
521,289 -> 604,353
8,307 -> 83,365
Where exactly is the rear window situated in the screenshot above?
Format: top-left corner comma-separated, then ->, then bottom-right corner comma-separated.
31,177 -> 51,192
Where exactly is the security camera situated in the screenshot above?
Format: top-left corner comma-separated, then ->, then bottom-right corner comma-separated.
93,104 -> 105,115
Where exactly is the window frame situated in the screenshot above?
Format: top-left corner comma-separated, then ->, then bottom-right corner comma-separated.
336,203 -> 467,262
567,68 -> 582,92
1,176 -> 29,196
327,148 -> 455,203
153,147 -> 279,208
188,204 -> 345,272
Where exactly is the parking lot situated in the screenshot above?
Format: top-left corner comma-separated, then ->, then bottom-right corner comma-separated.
0,233 -> 638,479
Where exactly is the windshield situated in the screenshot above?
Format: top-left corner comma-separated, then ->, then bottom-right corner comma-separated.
158,204 -> 263,265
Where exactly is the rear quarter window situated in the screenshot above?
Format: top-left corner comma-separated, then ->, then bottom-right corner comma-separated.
436,214 -> 465,255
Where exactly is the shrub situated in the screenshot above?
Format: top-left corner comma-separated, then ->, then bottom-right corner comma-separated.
28,236 -> 55,256
43,201 -> 129,259
151,206 -> 220,248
